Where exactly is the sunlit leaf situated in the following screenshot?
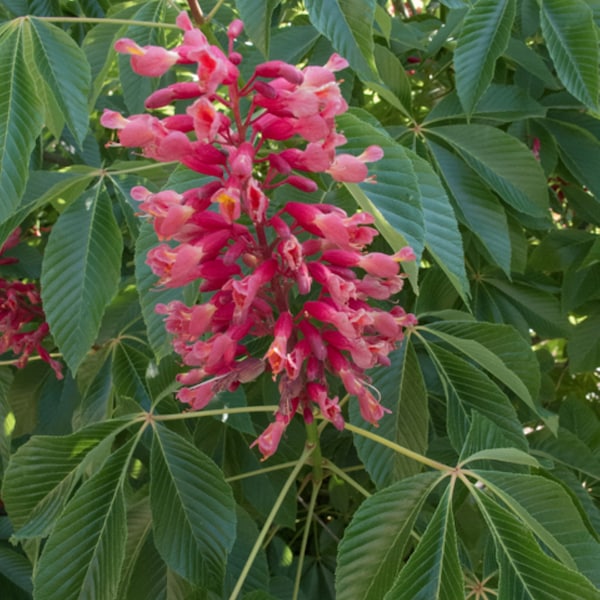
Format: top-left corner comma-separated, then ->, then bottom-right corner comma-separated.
454,0 -> 516,114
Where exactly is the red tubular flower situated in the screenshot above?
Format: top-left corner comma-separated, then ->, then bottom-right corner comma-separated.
102,12 -> 416,459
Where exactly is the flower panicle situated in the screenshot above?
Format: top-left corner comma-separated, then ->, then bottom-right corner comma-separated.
102,11 -> 416,460
0,230 -> 63,378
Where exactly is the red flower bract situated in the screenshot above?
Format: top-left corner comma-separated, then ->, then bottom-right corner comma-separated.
103,12 -> 417,460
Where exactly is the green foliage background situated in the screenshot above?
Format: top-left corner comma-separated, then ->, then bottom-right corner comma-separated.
0,0 -> 599,598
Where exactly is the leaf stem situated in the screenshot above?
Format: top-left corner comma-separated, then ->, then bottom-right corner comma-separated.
225,460 -> 299,483
344,422 -> 453,473
293,479 -> 321,600
152,405 -> 279,421
322,458 -> 371,498
305,419 -> 323,484
228,444 -> 313,600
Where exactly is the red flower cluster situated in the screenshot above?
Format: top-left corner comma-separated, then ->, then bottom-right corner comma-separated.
0,230 -> 62,378
103,13 -> 416,459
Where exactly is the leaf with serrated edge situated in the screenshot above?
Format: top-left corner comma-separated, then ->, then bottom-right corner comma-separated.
429,140 -> 511,276
477,470 -> 600,586
384,487 -> 463,600
425,343 -> 527,450
23,18 -> 91,146
540,0 -> 599,109
336,471 -> 441,600
0,26 -> 44,223
150,424 -> 236,591
408,149 -> 469,301
33,441 -> 131,600
455,0 -> 516,114
236,0 -> 279,57
427,124 -> 549,218
305,0 -> 377,80
41,185 -> 123,373
2,419 -> 133,539
474,490 -> 600,599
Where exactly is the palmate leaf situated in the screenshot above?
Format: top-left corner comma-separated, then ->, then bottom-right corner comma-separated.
349,340 -> 429,487
477,471 -> 600,586
1,419 -> 132,540
41,184 -> 123,374
150,424 -> 236,591
22,18 -> 91,147
474,490 -> 600,599
426,124 -> 549,219
305,0 -> 377,81
384,488 -> 464,600
0,24 -> 44,224
0,368 -> 13,475
336,472 -> 442,600
454,0 -> 516,114
540,0 -> 599,109
33,441 -> 132,600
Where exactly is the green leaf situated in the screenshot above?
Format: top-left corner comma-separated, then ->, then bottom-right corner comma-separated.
349,341 -> 429,488
474,489 -> 600,599
422,321 -> 542,420
429,140 -> 511,275
530,427 -> 600,481
0,24 -> 44,224
568,312 -> 600,373
150,424 -> 237,591
543,118 -> 600,200
461,448 -> 542,468
336,472 -> 441,600
236,0 -> 279,57
41,184 -> 123,373
477,471 -> 600,586
427,124 -> 549,218
504,38 -> 560,90
540,0 -> 599,109
0,543 -> 33,594
33,441 -> 131,600
485,277 -> 569,338
384,488 -> 463,600
305,0 -> 377,80
0,167 -> 97,248
224,506 -> 269,596
23,18 -> 91,147
454,0 -> 516,114
425,343 -> 527,450
408,150 -> 469,301
112,342 -> 152,409
1,419 -> 132,539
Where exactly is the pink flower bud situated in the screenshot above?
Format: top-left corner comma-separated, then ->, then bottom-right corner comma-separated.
227,19 -> 244,39
255,60 -> 304,85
